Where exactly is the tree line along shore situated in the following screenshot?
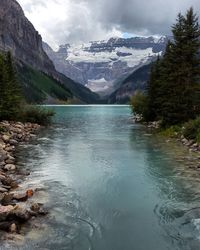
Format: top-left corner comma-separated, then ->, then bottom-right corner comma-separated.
131,8 -> 200,147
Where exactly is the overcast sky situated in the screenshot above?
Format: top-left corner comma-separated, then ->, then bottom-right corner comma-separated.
18,0 -> 200,49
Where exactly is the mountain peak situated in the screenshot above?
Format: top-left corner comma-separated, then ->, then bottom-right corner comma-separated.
44,36 -> 168,96
0,0 -> 55,74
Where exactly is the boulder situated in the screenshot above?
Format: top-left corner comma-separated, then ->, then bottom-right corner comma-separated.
30,203 -> 40,213
9,139 -> 18,146
5,158 -> 15,164
1,193 -> 14,205
0,139 -> 6,149
1,176 -> 14,186
1,185 -> 11,190
30,203 -> 48,216
5,146 -> 15,152
17,134 -> 23,140
13,192 -> 28,202
0,161 -> 6,167
2,135 -> 10,143
0,149 -> 8,162
11,205 -> 31,221
10,181 -> 18,189
0,187 -> 8,193
30,134 -> 36,138
4,164 -> 16,171
12,127 -> 22,134
0,174 -> 6,182
0,205 -> 14,221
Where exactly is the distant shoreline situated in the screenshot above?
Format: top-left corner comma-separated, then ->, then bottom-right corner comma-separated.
42,104 -> 130,107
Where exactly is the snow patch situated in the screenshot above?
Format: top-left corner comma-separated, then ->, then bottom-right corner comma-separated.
66,45 -> 159,67
86,78 -> 111,93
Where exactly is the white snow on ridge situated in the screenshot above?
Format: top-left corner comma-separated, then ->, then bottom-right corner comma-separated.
54,37 -> 167,94
115,47 -> 156,67
66,45 -> 159,68
86,78 -> 112,93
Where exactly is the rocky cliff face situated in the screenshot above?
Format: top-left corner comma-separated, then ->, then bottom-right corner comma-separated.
44,36 -> 168,96
0,0 -> 55,75
0,0 -> 99,104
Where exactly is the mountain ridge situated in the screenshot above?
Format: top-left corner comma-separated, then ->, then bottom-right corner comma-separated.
0,0 -> 99,104
43,36 -> 168,96
108,63 -> 152,104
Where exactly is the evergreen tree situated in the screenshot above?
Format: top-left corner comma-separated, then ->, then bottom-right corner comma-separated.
0,52 -> 22,120
146,56 -> 162,121
146,7 -> 200,126
4,51 -> 22,119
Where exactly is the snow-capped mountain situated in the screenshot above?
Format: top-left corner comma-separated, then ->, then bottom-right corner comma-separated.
43,36 -> 168,95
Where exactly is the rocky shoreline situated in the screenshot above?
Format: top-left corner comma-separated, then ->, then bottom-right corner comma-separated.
145,121 -> 200,154
0,121 -> 47,236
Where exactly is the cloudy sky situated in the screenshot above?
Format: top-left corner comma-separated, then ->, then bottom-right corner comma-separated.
18,0 -> 200,49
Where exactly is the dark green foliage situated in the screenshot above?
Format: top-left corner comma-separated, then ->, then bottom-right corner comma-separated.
16,62 -> 100,104
145,57 -> 163,121
0,52 -> 54,125
0,52 -> 22,120
21,106 -> 55,125
159,125 -> 182,138
0,126 -> 8,133
132,8 -> 200,127
183,117 -> 200,140
130,92 -> 148,120
17,63 -> 73,103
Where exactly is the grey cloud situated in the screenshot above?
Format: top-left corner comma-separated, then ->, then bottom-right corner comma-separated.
91,0 -> 200,35
18,0 -> 200,47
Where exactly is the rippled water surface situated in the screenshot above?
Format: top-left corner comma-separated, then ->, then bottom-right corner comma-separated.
6,105 -> 200,250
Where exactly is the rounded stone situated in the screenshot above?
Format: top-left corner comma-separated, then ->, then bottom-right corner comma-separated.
4,164 -> 16,171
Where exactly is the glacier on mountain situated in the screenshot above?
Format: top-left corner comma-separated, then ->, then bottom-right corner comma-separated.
43,36 -> 168,95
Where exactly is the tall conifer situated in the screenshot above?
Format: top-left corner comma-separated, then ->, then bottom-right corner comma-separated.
146,7 -> 200,126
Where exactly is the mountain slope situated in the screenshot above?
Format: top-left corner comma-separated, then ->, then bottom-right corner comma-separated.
17,62 -> 73,104
44,37 -> 167,96
0,0 -> 99,104
0,0 -> 55,75
108,63 -> 152,104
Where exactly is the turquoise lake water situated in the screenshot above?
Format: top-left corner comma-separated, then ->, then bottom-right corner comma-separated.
7,105 -> 200,250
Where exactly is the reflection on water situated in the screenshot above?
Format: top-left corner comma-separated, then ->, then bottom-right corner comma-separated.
3,105 -> 200,250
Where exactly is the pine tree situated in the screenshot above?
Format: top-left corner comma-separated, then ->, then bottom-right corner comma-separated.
0,52 -> 23,120
146,56 -> 162,121
4,51 -> 22,119
146,7 -> 200,126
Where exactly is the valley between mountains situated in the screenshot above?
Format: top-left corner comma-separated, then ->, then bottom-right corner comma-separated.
0,0 -> 168,104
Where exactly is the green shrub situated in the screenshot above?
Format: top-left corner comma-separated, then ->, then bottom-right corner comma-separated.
0,126 -> 8,133
196,131 -> 200,143
183,117 -> 200,140
159,125 -> 181,138
21,106 -> 55,126
130,92 -> 148,120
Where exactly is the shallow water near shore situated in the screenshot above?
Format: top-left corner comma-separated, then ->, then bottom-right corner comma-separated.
3,105 -> 200,250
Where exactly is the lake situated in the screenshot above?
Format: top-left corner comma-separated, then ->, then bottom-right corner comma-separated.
8,105 -> 200,250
